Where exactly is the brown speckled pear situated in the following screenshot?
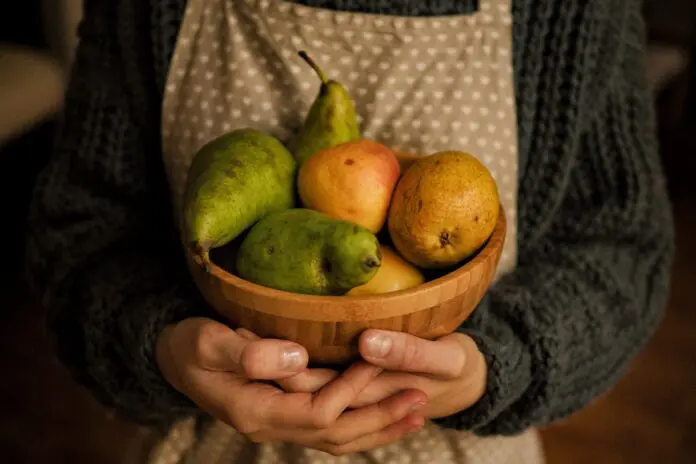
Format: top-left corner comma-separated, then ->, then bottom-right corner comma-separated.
388,151 -> 501,269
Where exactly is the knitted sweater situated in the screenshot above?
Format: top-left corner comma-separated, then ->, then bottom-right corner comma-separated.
24,0 -> 675,436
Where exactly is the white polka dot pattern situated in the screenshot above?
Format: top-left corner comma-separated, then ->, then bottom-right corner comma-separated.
146,420 -> 545,464
158,0 -> 528,461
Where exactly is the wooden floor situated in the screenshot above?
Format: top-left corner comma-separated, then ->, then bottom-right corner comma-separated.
1,141 -> 695,464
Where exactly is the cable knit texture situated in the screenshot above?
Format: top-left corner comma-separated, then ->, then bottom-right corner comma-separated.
24,0 -> 674,436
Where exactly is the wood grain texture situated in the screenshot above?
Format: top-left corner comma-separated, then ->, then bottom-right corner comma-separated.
187,206 -> 507,364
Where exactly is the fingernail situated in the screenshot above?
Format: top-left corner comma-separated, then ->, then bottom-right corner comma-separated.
365,333 -> 392,358
281,348 -> 305,370
410,401 -> 427,412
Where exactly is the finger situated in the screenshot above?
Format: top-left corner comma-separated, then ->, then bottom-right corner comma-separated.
248,413 -> 424,451
348,372 -> 422,408
309,361 -> 384,427
191,320 -> 245,371
189,368 -> 324,436
263,361 -> 382,429
327,414 -> 425,456
194,322 -> 308,379
250,389 -> 425,446
183,369 -> 250,428
323,389 -> 427,445
236,328 -> 340,393
276,368 -> 339,393
240,338 -> 310,380
359,330 -> 468,379
235,328 -> 260,340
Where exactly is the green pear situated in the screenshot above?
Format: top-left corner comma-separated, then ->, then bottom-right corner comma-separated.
183,128 -> 297,271
236,209 -> 382,295
291,51 -> 361,166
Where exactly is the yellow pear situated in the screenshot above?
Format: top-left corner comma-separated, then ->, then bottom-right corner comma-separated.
347,245 -> 424,296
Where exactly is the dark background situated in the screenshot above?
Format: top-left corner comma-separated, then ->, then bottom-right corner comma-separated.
1,1 -> 695,462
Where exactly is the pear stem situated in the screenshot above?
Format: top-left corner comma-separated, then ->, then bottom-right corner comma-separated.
200,250 -> 212,274
192,241 -> 213,274
298,50 -> 329,84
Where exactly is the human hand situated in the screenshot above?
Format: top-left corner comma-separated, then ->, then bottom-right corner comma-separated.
348,330 -> 488,418
275,330 -> 486,420
156,318 -> 428,455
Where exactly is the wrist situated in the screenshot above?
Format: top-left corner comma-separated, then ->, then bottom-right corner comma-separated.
432,326 -> 533,433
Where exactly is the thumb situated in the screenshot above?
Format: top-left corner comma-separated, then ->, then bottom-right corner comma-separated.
358,329 -> 469,379
192,319 -> 309,380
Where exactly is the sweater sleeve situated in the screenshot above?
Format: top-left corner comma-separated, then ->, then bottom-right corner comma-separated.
24,1 -> 208,429
434,8 -> 675,434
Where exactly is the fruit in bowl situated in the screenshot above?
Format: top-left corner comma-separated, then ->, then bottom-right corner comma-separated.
291,51 -> 361,167
346,245 -> 425,296
180,51 -> 506,365
185,208 -> 506,365
298,139 -> 402,233
388,151 -> 501,269
236,208 -> 382,295
182,128 -> 297,271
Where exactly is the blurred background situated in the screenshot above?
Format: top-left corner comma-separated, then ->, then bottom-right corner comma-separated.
1,1 -> 694,463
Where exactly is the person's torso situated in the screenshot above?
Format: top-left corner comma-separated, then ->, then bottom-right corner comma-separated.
115,0 -> 634,462
156,0 -> 526,461
145,0 -> 629,212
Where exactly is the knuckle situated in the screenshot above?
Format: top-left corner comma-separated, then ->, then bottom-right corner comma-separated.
310,396 -> 341,429
380,400 -> 403,424
312,410 -> 337,429
223,407 -> 260,436
234,419 -> 260,436
451,349 -> 468,378
445,336 -> 469,378
240,342 -> 265,378
235,328 -> 259,340
344,380 -> 362,402
398,337 -> 422,370
192,323 -> 220,364
321,432 -> 348,447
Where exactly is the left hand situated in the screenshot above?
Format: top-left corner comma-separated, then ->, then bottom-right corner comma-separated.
278,330 -> 487,420
350,330 -> 488,418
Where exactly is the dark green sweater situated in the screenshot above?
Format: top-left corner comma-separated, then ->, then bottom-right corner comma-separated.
24,0 -> 675,436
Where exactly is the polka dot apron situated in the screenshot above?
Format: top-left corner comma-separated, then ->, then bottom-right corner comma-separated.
153,0 -> 544,462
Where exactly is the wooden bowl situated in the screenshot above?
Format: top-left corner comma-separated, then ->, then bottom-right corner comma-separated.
186,205 -> 507,365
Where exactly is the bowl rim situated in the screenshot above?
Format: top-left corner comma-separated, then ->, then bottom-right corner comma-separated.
189,205 -> 507,320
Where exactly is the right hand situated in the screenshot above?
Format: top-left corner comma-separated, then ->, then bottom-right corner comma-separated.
156,318 -> 427,455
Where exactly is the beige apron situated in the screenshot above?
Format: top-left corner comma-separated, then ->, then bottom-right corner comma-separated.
153,0 -> 543,462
